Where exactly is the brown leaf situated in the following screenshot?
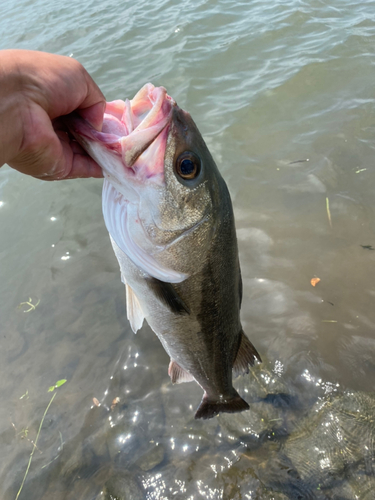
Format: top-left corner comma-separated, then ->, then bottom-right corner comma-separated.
311,277 -> 321,287
111,397 -> 120,411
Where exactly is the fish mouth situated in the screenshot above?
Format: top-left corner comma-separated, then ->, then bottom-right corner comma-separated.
65,83 -> 175,188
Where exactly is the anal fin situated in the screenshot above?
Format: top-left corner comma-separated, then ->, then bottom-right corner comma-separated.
168,360 -> 195,384
125,283 -> 144,333
233,330 -> 261,378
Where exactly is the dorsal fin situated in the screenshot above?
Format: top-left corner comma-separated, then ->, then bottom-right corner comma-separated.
233,331 -> 261,378
146,277 -> 190,315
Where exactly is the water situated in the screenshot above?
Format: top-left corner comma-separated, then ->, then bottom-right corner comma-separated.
1,0 -> 375,498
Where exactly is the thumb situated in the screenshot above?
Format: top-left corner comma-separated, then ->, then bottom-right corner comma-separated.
78,100 -> 106,132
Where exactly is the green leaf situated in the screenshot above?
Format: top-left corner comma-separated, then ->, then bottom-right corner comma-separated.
55,379 -> 67,388
47,379 -> 67,393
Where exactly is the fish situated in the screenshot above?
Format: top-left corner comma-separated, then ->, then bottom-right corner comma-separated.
65,83 -> 261,419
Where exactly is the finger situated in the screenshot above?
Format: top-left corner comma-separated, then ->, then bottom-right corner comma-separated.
60,152 -> 104,179
7,50 -> 106,123
55,129 -> 104,179
56,127 -> 88,154
8,107 -> 103,180
78,100 -> 106,131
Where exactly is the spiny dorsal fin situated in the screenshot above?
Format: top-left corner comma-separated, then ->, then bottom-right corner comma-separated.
146,277 -> 190,315
168,360 -> 195,384
233,330 -> 261,378
125,283 -> 144,333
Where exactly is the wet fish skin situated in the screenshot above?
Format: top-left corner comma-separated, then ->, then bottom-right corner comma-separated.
65,85 -> 261,419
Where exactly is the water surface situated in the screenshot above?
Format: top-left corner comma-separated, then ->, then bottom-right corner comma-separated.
1,0 -> 375,498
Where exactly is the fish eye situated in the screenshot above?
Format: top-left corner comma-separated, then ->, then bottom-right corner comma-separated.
176,152 -> 201,180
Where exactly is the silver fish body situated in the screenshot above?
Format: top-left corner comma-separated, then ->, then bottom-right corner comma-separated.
65,85 -> 261,419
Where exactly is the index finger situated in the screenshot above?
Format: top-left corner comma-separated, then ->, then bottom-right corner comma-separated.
5,50 -> 106,129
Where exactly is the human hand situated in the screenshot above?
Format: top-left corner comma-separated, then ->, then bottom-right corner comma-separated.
0,49 -> 106,180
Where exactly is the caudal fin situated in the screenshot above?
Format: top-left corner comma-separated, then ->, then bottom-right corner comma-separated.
194,391 -> 249,420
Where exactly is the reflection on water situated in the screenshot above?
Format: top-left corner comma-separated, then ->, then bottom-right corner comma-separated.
1,0 -> 375,498
3,358 -> 375,499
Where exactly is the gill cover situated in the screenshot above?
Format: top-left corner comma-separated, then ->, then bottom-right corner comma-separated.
102,179 -> 188,283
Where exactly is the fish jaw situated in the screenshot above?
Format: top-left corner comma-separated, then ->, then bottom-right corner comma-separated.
65,84 -> 191,284
64,83 -> 175,196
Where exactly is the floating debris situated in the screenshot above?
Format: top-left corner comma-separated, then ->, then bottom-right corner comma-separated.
111,397 -> 120,411
326,197 -> 332,228
17,297 -> 40,313
289,159 -> 310,165
19,390 -> 29,400
15,381 -> 67,500
311,277 -> 321,287
48,379 -> 67,393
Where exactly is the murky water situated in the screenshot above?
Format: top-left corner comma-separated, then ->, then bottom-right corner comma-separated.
1,0 -> 375,498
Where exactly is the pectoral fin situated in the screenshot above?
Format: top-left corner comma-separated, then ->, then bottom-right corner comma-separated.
233,331 -> 261,378
168,360 -> 195,384
146,277 -> 190,315
125,283 -> 144,333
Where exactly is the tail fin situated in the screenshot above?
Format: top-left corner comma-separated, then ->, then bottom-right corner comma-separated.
194,391 -> 249,420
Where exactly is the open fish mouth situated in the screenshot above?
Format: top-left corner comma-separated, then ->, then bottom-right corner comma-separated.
66,83 -> 175,187
65,84 -> 190,283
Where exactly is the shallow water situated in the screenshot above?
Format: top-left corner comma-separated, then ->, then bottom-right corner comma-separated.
1,0 -> 375,498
